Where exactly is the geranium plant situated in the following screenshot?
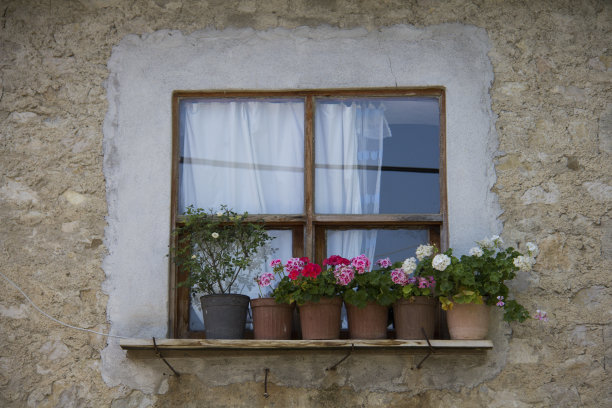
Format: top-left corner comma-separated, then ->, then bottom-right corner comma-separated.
340,255 -> 396,308
271,255 -> 373,305
428,236 -> 540,323
170,205 -> 272,294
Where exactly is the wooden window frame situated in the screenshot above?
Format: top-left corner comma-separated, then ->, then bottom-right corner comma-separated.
169,88 -> 447,339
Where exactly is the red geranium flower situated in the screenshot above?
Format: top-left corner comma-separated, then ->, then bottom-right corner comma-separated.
323,255 -> 350,266
301,263 -> 322,278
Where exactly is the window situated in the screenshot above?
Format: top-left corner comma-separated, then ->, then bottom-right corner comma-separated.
170,89 -> 447,338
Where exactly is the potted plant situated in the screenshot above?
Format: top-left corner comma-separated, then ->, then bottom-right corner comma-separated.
432,235 -> 539,339
342,256 -> 394,339
250,260 -> 294,340
271,257 -> 342,340
170,205 -> 272,339
388,247 -> 438,340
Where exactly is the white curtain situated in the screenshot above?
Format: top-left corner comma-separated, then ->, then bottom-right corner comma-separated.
180,99 -> 304,214
315,100 -> 391,261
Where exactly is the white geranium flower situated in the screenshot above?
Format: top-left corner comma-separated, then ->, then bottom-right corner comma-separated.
216,211 -> 223,217
432,254 -> 451,271
476,237 -> 493,249
416,244 -> 434,261
491,235 -> 504,248
469,246 -> 484,257
526,242 -> 539,257
513,255 -> 535,272
401,257 -> 417,274
211,232 -> 219,239
191,254 -> 197,259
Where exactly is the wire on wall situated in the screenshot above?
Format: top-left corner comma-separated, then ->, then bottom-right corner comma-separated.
0,270 -> 129,340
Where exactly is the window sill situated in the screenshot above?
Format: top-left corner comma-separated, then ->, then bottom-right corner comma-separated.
120,338 -> 492,353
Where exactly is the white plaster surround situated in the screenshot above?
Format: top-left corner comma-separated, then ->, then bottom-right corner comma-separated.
102,25 -> 502,392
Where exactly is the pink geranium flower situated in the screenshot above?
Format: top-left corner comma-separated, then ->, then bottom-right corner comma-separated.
334,265 -> 355,286
351,254 -> 371,274
376,257 -> 392,268
391,268 -> 408,286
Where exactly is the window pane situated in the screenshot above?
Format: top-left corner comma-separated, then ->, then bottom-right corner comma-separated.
179,98 -> 305,215
189,229 -> 293,331
326,228 -> 429,264
315,97 -> 440,214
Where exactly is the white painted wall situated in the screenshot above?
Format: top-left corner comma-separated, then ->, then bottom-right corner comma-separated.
102,25 -> 500,391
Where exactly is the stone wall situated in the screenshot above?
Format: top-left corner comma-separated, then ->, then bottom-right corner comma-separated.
0,1 -> 610,407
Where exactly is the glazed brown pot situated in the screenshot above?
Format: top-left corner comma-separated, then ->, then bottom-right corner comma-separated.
393,296 -> 436,340
346,301 -> 389,339
446,303 -> 489,340
298,297 -> 342,340
250,298 -> 294,340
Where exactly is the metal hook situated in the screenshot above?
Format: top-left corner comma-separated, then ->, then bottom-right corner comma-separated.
326,344 -> 355,371
152,337 -> 180,377
415,328 -> 435,369
263,368 -> 270,398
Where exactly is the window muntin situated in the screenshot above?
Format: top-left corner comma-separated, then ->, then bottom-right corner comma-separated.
171,89 -> 446,338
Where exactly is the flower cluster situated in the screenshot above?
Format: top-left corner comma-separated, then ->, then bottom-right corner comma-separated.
391,269 -> 435,289
533,309 -> 548,322
376,257 -> 392,268
432,254 -> 451,271
323,255 -> 350,267
496,295 -> 505,307
477,235 -> 503,250
401,257 -> 417,274
390,268 -> 408,285
333,265 -> 355,286
512,242 -> 539,272
351,254 -> 371,274
469,246 -> 484,257
258,272 -> 274,287
285,257 -> 309,279
416,244 -> 434,261
301,262 -> 322,278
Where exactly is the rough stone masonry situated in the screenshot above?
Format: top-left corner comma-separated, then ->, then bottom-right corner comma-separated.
0,1 -> 610,407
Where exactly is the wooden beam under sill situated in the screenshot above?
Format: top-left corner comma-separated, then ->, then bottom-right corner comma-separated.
120,338 -> 493,353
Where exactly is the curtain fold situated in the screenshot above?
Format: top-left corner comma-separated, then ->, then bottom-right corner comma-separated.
315,100 -> 391,261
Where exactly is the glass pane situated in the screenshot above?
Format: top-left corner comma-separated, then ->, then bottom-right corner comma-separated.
326,229 -> 429,264
189,229 -> 293,331
179,98 -> 305,215
315,97 -> 440,214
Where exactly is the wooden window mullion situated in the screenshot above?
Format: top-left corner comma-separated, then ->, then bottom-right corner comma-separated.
304,95 -> 315,259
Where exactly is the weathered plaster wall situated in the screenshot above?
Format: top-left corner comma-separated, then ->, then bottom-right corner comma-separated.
1,1 -> 610,407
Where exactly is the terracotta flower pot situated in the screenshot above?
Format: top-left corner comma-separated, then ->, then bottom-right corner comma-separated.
250,298 -> 293,340
346,302 -> 389,339
393,296 -> 436,340
200,294 -> 250,339
446,303 -> 489,340
298,297 -> 342,340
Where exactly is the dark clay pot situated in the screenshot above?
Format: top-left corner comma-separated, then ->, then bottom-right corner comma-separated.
250,298 -> 293,340
393,296 -> 436,340
200,294 -> 250,339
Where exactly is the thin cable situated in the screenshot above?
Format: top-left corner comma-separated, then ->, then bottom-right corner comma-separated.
0,270 -> 129,339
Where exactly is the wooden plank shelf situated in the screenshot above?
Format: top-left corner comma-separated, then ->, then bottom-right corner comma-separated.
120,338 -> 493,352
